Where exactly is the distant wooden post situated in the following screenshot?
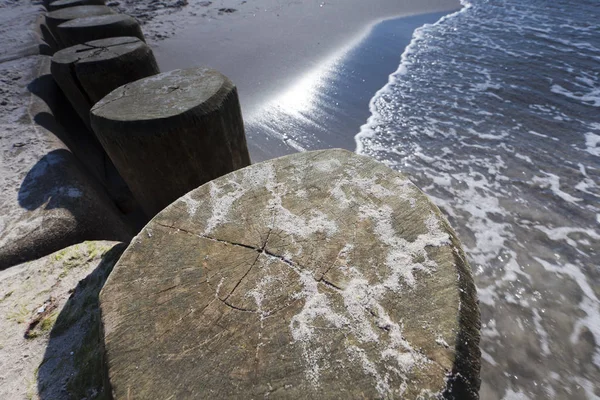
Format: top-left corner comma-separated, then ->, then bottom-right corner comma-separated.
57,14 -> 145,48
99,149 -> 481,399
51,36 -> 159,128
48,0 -> 105,12
45,5 -> 114,47
90,67 -> 252,218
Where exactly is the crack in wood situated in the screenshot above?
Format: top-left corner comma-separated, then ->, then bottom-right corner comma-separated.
220,298 -> 255,313
68,61 -> 93,106
315,245 -> 346,282
222,252 -> 261,302
319,278 -> 343,291
153,222 -> 349,307
92,82 -> 134,111
261,227 -> 272,251
159,222 -> 259,252
156,220 -> 346,285
156,285 -> 178,294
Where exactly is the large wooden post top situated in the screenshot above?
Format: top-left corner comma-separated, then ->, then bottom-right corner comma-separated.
100,149 -> 481,399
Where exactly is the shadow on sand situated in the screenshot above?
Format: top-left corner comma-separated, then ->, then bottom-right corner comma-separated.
27,72 -> 107,184
18,149 -> 87,211
37,243 -> 126,400
26,70 -> 142,220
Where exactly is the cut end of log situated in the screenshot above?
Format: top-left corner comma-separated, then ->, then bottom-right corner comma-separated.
57,14 -> 145,47
91,67 -> 233,122
90,66 -> 249,217
51,36 -> 157,124
99,149 -> 481,399
45,5 -> 115,47
52,36 -> 142,65
77,36 -> 146,64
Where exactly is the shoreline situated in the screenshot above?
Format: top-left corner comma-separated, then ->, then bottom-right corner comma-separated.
355,3 -> 471,156
147,0 -> 460,160
246,10 -> 456,162
153,0 -> 461,111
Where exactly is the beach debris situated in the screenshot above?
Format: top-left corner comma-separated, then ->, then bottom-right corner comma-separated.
218,7 -> 237,14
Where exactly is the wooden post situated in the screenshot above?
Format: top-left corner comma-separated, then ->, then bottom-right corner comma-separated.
45,5 -> 114,48
99,149 -> 481,399
51,36 -> 159,129
90,67 -> 252,218
48,0 -> 105,12
57,14 -> 145,48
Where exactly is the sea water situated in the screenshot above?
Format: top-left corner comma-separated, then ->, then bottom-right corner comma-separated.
356,0 -> 600,398
247,0 -> 600,396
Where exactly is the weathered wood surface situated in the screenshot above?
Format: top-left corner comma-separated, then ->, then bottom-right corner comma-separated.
100,149 -> 481,399
90,67 -> 251,218
57,14 -> 145,48
51,36 -> 159,128
48,0 -> 106,12
45,5 -> 114,47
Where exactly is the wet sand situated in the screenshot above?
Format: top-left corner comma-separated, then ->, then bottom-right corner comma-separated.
246,11 -> 455,161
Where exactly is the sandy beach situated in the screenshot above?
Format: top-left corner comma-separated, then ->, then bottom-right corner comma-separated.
3,0 -> 599,398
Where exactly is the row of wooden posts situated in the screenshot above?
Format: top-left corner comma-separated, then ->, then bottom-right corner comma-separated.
43,0 -> 251,218
39,2 -> 482,398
